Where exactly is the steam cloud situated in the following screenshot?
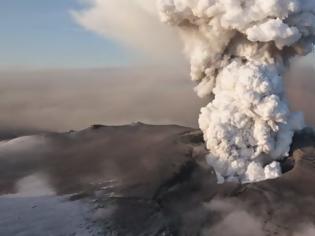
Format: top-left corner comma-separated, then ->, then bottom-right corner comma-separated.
158,0 -> 315,183
72,0 -> 184,65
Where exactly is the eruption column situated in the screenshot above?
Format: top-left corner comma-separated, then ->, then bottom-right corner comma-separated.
158,0 -> 315,183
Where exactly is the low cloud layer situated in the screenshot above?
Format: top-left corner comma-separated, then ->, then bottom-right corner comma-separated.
286,64 -> 315,127
0,65 -> 313,135
0,67 -> 204,133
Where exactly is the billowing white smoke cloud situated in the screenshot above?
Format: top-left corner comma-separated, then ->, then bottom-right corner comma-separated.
158,0 -> 315,183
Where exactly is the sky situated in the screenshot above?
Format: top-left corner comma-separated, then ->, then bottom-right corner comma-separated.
0,0 -> 184,69
0,0 -> 313,133
0,0 -> 138,68
0,0 -> 313,69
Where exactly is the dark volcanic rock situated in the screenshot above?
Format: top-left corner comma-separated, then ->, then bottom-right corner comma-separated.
0,124 -> 315,236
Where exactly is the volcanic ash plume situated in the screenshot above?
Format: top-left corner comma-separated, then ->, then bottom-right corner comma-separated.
158,0 -> 315,183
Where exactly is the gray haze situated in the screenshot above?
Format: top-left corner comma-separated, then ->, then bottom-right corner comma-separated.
0,65 -> 314,134
0,67 -> 204,133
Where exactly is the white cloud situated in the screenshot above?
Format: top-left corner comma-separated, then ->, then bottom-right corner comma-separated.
72,0 -> 184,65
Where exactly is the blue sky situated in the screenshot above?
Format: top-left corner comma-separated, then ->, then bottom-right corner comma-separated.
0,0 -> 137,68
0,1 -> 313,69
